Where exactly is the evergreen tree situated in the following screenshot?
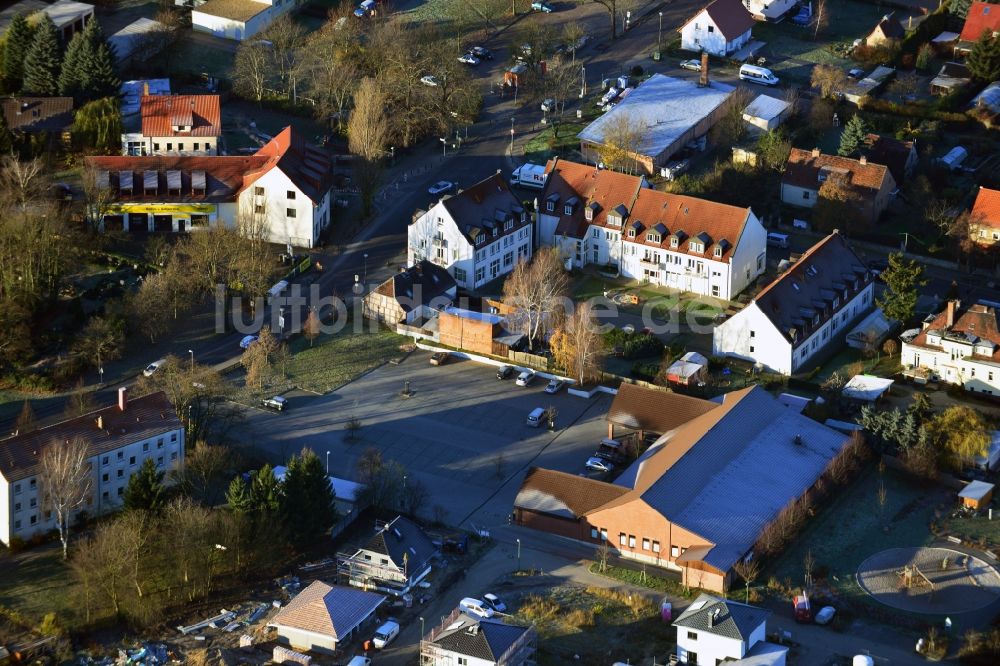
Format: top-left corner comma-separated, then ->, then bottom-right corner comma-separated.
22,15 -> 62,96
876,252 -> 927,324
950,0 -> 972,19
0,111 -> 13,154
966,32 -> 1000,82
280,449 -> 337,548
838,114 -> 869,157
123,458 -> 167,512
59,19 -> 119,102
58,31 -> 86,101
249,464 -> 282,513
226,475 -> 253,514
3,13 -> 36,92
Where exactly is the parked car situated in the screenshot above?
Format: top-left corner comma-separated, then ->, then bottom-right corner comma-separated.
262,396 -> 287,411
372,620 -> 400,648
471,46 -> 494,60
483,593 -> 507,613
430,351 -> 450,366
515,370 -> 535,386
531,1 -> 553,12
459,597 -> 495,618
814,606 -> 836,625
428,180 -> 455,195
540,98 -> 556,112
848,67 -> 865,79
496,365 -> 514,380
679,59 -> 701,71
458,52 -> 480,65
544,379 -> 566,394
142,359 -> 166,377
420,74 -> 440,86
240,335 -> 259,349
585,457 -> 614,473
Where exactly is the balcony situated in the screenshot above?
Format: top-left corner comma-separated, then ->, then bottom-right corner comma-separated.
639,257 -> 662,270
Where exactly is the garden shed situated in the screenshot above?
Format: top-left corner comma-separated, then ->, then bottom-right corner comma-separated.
959,480 -> 995,510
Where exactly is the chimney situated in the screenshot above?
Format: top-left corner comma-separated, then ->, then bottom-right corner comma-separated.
96,415 -> 104,430
699,52 -> 709,87
946,300 -> 957,328
812,147 -> 821,158
118,386 -> 128,412
143,81 -> 149,97
859,155 -> 867,165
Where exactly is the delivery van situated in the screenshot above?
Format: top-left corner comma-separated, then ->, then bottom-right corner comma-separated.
372,619 -> 400,648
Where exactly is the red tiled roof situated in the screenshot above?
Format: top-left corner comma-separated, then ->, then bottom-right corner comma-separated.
961,1 -> 1000,42
541,159 -> 644,238
244,126 -> 333,203
972,186 -> 1000,229
682,0 -> 755,40
624,188 -> 751,262
84,154 -> 268,203
141,95 -> 221,138
863,133 -> 914,185
0,392 -> 181,482
783,148 -> 893,197
515,467 -> 630,518
908,301 -> 1000,363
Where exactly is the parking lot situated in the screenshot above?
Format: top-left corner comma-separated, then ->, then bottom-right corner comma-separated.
233,351 -> 613,529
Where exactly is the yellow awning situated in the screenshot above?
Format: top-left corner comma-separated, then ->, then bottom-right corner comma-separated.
106,203 -> 216,215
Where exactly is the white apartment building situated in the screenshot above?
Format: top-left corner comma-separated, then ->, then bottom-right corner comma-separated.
0,389 -> 184,546
408,173 -> 533,290
901,300 -> 1000,396
673,594 -> 787,666
713,231 -> 875,374
122,94 -> 222,156
538,159 -> 766,300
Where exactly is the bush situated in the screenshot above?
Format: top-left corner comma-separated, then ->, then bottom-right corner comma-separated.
564,608 -> 596,628
588,561 -> 696,598
623,334 -> 664,359
518,594 -> 562,623
630,65 -> 644,77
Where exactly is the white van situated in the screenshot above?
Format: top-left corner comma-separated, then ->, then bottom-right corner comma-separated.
347,658 -> 372,666
372,619 -> 399,648
459,597 -> 495,619
766,232 -> 789,248
526,407 -> 546,427
739,64 -> 779,86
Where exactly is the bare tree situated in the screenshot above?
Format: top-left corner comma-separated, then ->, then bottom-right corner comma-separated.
233,40 -> 271,103
502,247 -> 569,350
80,164 -> 115,233
594,111 -> 648,175
813,0 -> 829,40
810,64 -> 847,99
264,14 -> 307,100
304,309 -> 321,347
803,549 -> 815,588
39,437 -> 93,559
242,326 -> 282,390
65,379 -> 96,418
596,539 -> 611,572
562,21 -> 587,64
348,78 -> 391,216
15,400 -> 37,433
733,557 -> 761,603
72,316 -> 124,371
550,302 -> 606,385
711,86 -> 755,147
0,156 -> 47,211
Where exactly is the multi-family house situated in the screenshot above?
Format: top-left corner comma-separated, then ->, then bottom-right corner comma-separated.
0,389 -> 184,546
673,594 -> 787,666
781,148 -> 896,224
538,159 -> 766,300
901,300 -> 1000,396
122,94 -> 222,156
970,186 -> 1000,247
408,173 -> 533,290
713,231 -> 875,374
86,126 -> 332,247
680,0 -> 755,57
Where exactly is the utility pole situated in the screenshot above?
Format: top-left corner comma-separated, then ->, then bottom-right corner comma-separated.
658,12 -> 663,52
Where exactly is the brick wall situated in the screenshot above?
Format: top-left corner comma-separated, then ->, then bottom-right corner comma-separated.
438,312 -> 497,355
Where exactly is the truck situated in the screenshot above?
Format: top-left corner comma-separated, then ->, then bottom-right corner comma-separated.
510,163 -> 547,189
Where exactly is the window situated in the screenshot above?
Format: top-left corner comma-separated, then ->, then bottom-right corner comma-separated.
143,442 -> 149,452
14,520 -> 20,530
102,491 -> 109,500
178,143 -> 184,151
194,143 -> 200,151
803,191 -> 811,200
687,631 -> 698,640
117,451 -> 124,460
29,498 -> 36,508
750,330 -> 755,338
600,529 -> 608,541
380,558 -> 389,565
30,515 -> 37,525
117,469 -> 124,479
286,208 -> 296,218
619,533 -> 627,546
687,652 -> 698,665
287,190 -> 296,200
153,143 -> 160,151
671,545 -> 679,557
628,535 -> 636,548
670,237 -> 678,248
708,25 -> 714,32
30,479 -> 36,489
591,528 -> 599,539
129,456 -> 136,466
14,502 -> 20,512
547,201 -> 555,212
642,538 -> 650,551
13,483 -> 20,494
157,439 -> 164,449
749,346 -> 755,353
254,186 -> 264,196
592,228 -> 599,238
102,473 -> 109,482
167,143 -> 173,151
254,204 -> 264,214
652,541 -> 660,553
157,456 -> 164,466
458,659 -> 468,666
170,452 -> 178,461
117,487 -> 124,496
454,267 -> 467,282
712,285 -> 720,297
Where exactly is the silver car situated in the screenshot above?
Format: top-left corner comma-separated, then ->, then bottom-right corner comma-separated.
516,370 -> 535,386
585,456 -> 613,473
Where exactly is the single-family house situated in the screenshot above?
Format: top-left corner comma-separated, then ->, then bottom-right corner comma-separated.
713,231 -> 875,375
680,0 -> 755,57
674,594 -> 787,666
269,581 -> 385,655
577,74 -> 735,175
781,148 -> 896,224
0,389 -> 184,546
122,94 -> 222,156
408,173 -> 533,290
956,1 -> 1000,55
86,126 -> 332,248
363,261 -> 457,326
865,13 -> 906,47
420,607 -> 536,666
537,159 -> 767,300
900,300 -> 1000,396
741,0 -> 797,22
0,97 -> 73,143
337,515 -> 438,596
970,186 -> 1000,246
862,134 -> 917,186
514,385 -> 851,592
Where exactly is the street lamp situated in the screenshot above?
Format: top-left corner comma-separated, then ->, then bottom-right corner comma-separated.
440,137 -> 447,157
363,253 -> 369,286
420,616 -> 425,638
188,349 -> 194,372
580,65 -> 586,98
516,538 -> 521,572
509,118 -> 515,154
658,12 -> 663,52
326,450 -> 330,475
390,146 -> 395,165
98,366 -> 104,384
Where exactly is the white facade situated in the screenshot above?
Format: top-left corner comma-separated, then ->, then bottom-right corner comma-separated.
713,283 -> 874,374
681,10 -> 752,57
901,306 -> 1000,397
122,132 -> 219,156
676,622 -> 767,665
408,201 -> 533,291
192,0 -> 297,42
743,0 -> 797,20
238,166 -> 330,248
0,424 -> 184,546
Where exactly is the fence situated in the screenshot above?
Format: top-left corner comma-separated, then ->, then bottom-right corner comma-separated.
508,350 -> 550,370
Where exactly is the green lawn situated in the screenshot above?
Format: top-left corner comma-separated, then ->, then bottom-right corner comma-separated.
814,347 -> 903,383
939,506 -> 1000,549
0,548 -> 80,628
767,465 -> 939,607
523,121 -> 586,163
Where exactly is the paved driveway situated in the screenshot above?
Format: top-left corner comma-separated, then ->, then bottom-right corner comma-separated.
233,352 -> 613,527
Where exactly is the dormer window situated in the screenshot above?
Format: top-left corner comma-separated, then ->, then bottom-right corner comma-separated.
628,228 -> 636,238
546,193 -> 559,213
670,237 -> 678,248
689,241 -> 702,253
564,196 -> 579,216
713,245 -> 722,257
648,233 -> 661,244
504,219 -> 513,232
476,233 -> 486,244
586,202 -> 599,221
